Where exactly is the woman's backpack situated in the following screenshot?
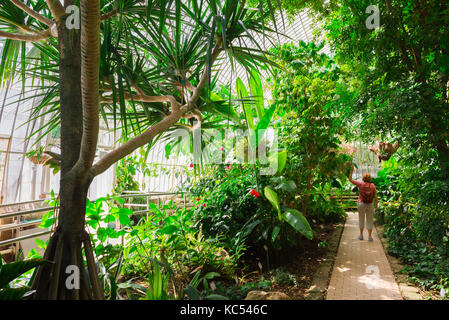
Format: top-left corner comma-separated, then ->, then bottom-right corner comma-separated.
360,183 -> 375,203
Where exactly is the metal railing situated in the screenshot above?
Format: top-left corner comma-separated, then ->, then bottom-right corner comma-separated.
0,191 -> 191,254
0,201 -> 55,247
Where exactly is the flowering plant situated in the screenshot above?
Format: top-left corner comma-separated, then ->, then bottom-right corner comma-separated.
250,189 -> 261,198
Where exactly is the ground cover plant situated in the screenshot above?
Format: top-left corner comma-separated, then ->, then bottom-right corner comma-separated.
374,157 -> 449,298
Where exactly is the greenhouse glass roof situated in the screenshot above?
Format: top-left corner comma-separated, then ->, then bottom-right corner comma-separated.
0,10 -> 332,204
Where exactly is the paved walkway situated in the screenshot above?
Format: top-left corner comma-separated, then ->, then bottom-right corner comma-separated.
326,212 -> 403,300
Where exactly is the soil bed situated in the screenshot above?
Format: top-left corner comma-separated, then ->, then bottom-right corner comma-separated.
119,223 -> 340,300
214,223 -> 339,300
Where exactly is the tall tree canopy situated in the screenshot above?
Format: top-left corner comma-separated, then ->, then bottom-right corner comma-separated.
290,0 -> 449,178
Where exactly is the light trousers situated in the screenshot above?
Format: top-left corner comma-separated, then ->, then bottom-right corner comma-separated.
357,202 -> 374,230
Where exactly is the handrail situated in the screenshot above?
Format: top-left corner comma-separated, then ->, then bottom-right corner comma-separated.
0,191 -> 192,256
118,192 -> 187,198
0,206 -> 56,219
0,199 -> 49,209
0,230 -> 52,247
0,220 -> 41,232
0,192 -> 188,209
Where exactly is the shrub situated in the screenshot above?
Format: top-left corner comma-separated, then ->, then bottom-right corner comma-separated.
123,201 -> 240,279
187,164 -> 310,255
375,159 -> 449,293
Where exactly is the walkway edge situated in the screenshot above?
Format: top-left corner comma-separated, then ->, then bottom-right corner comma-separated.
375,223 -> 423,300
305,216 -> 346,300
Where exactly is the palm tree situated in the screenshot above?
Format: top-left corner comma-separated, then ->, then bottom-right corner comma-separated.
0,0 -> 281,299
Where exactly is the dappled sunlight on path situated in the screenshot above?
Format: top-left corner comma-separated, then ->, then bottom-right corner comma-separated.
326,212 -> 402,300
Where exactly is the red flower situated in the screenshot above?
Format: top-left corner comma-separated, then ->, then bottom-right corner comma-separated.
202,203 -> 206,208
250,189 -> 261,198
221,147 -> 224,151
190,163 -> 194,168
196,198 -> 200,201
225,163 -> 233,170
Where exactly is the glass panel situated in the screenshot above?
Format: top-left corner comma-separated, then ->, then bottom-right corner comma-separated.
0,136 -> 10,204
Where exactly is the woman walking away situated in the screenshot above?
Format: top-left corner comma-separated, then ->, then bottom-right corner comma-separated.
348,158 -> 378,241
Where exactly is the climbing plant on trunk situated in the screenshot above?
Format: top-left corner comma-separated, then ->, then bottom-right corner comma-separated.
0,0 -> 280,299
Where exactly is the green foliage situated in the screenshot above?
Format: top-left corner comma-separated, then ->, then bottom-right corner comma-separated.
235,68 -> 285,171
283,209 -> 313,240
213,277 -> 273,300
0,258 -> 52,300
375,159 -> 449,295
263,186 -> 314,240
34,191 -> 239,299
185,165 -> 263,256
114,156 -> 142,194
83,195 -> 134,273
123,201 -> 238,281
25,146 -> 60,175
39,190 -> 59,229
269,268 -> 299,287
141,261 -> 172,300
382,201 -> 449,292
1,0 -> 283,148
309,0 -> 449,178
304,183 -> 347,224
268,41 -> 350,222
97,252 -> 125,301
187,163 -> 317,261
264,186 -> 282,220
246,0 -> 331,18
182,270 -> 227,300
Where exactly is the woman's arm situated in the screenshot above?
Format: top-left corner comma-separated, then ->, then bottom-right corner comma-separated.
348,156 -> 356,184
374,187 -> 378,211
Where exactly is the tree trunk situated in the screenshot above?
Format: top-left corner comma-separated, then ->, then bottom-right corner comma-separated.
302,163 -> 313,217
31,8 -> 104,300
435,140 -> 449,180
429,112 -> 449,180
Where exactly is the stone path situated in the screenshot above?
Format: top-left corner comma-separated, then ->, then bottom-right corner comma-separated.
326,212 -> 403,300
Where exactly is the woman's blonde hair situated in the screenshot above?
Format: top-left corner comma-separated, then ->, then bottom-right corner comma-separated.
362,173 -> 372,183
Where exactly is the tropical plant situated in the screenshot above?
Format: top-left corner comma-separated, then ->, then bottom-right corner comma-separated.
263,186 -> 314,242
122,201 -> 238,282
373,157 -> 449,296
236,69 -> 278,159
182,269 -> 227,300
140,260 -> 172,300
268,41 -> 352,218
213,276 -> 273,300
188,161 -> 313,258
187,164 -> 268,250
300,0 -> 449,179
0,258 -> 51,300
96,251 -> 124,300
